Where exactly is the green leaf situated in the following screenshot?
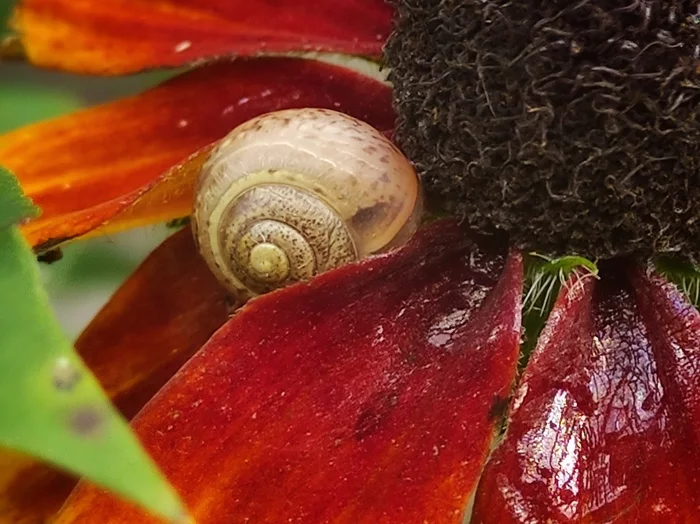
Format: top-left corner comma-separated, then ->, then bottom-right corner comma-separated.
654,254 -> 700,307
0,0 -> 14,36
0,165 -> 40,228
0,169 -> 187,521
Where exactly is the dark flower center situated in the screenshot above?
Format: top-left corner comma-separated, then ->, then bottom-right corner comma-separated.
386,0 -> 700,261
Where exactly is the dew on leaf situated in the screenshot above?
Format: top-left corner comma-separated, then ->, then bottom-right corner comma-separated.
52,357 -> 81,392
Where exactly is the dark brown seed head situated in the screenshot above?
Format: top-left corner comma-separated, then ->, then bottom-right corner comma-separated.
386,0 -> 700,260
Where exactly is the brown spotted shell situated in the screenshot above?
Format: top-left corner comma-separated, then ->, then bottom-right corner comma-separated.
192,108 -> 423,302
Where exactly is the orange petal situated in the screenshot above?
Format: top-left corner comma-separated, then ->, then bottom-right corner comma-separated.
0,228 -> 230,522
0,57 -> 394,251
55,220 -> 524,523
10,0 -> 393,74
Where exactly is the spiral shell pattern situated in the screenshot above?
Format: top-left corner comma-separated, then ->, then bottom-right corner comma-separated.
192,108 -> 423,301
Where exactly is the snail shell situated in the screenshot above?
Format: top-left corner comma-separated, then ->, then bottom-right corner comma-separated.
192,108 -> 423,302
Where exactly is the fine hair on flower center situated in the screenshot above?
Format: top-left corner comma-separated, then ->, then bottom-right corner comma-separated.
385,0 -> 700,261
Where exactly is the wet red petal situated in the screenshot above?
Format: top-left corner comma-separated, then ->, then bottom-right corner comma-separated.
0,228 -> 230,522
76,228 -> 230,418
55,220 -> 523,523
0,58 -> 393,250
10,0 -> 393,74
473,264 -> 700,522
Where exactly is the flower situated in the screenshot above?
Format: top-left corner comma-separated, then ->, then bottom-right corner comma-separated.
1,0 -> 700,522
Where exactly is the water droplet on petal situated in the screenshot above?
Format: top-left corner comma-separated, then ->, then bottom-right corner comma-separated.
174,40 -> 192,53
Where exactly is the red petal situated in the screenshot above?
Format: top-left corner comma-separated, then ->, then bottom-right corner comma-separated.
76,228 -> 230,418
55,220 -> 523,523
11,0 -> 393,74
0,58 -> 393,250
0,228 -> 230,522
473,264 -> 700,522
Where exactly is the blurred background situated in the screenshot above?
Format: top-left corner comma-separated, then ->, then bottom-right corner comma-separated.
1,0 -> 178,338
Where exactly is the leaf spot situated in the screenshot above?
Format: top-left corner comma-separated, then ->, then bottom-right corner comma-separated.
68,406 -> 105,438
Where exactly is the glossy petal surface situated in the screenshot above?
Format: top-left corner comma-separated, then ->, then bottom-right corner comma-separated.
473,265 -> 700,522
10,0 -> 392,74
56,221 -> 523,524
0,228 -> 230,523
0,57 -> 394,251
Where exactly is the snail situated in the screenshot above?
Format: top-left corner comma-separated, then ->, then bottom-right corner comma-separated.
192,108 -> 423,303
